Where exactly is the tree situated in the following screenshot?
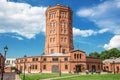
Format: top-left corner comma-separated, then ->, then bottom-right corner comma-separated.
89,52 -> 100,58
89,48 -> 120,60
100,48 -> 120,60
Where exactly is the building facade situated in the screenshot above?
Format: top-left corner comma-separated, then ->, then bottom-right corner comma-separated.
103,57 -> 120,73
5,58 -> 16,72
16,4 -> 102,74
45,4 -> 73,54
0,53 -> 5,73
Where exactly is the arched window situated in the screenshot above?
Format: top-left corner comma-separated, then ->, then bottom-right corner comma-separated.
77,54 -> 79,59
74,54 -> 76,59
64,30 -> 66,33
53,22 -> 56,27
50,38 -> 52,42
50,22 -> 56,27
64,37 -> 67,42
80,54 -> 81,59
64,22 -> 67,27
53,38 -> 55,42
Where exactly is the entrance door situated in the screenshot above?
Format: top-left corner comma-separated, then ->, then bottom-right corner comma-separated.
52,65 -> 59,73
117,66 -> 119,73
92,65 -> 96,72
76,65 -> 81,73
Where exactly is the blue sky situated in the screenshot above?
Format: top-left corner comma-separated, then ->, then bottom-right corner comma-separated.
0,0 -> 120,58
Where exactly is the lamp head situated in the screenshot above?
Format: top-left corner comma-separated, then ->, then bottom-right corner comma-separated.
4,46 -> 8,52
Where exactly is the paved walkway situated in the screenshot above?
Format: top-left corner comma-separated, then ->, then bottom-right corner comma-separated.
0,72 -> 16,80
15,74 -> 21,80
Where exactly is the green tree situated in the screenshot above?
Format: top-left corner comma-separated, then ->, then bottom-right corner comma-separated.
89,52 -> 100,58
100,50 -> 109,60
100,48 -> 120,60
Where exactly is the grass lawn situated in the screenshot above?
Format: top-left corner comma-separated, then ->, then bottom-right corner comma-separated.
55,74 -> 120,80
19,73 -> 120,80
19,73 -> 75,80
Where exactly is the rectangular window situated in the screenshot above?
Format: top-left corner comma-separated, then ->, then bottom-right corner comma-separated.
77,54 -> 79,59
36,58 -> 38,61
52,58 -> 58,62
32,58 -> 38,62
32,58 -> 35,61
65,65 -> 68,70
74,54 -> 76,59
64,58 -> 68,61
43,58 -> 46,61
35,65 -> 37,69
62,49 -> 65,53
43,65 -> 46,70
80,54 -> 81,59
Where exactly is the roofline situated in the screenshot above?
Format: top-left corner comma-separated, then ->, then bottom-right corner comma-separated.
70,49 -> 85,53
86,56 -> 101,59
0,53 -> 4,58
16,55 -> 42,59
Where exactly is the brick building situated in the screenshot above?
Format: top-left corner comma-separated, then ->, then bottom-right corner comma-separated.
16,4 -> 102,73
4,58 -> 16,72
0,53 -> 5,73
103,57 -> 120,73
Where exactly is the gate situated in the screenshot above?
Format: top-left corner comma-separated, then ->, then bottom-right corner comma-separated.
52,65 -> 59,73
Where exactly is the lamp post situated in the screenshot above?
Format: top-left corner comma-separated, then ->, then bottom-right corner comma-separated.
1,46 -> 8,80
59,60 -> 61,77
113,61 -> 115,74
28,64 -> 31,73
23,55 -> 26,80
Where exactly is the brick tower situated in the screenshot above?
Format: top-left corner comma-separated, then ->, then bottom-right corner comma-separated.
45,4 -> 73,54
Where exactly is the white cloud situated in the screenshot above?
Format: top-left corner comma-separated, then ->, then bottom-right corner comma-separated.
104,35 -> 120,50
12,36 -> 24,40
77,0 -> 120,35
73,27 -> 108,37
0,0 -> 47,39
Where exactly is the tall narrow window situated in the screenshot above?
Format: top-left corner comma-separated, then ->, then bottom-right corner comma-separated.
64,57 -> 68,61
77,54 -> 79,59
65,65 -> 68,70
64,37 -> 66,42
43,65 -> 46,70
64,22 -> 66,27
53,38 -> 55,42
74,54 -> 76,59
35,65 -> 37,69
62,49 -> 65,53
80,54 -> 81,59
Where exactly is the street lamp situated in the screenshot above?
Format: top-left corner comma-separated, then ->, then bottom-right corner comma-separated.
28,64 -> 31,73
59,59 -> 61,77
113,61 -> 115,74
1,46 -> 8,80
23,55 -> 26,80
